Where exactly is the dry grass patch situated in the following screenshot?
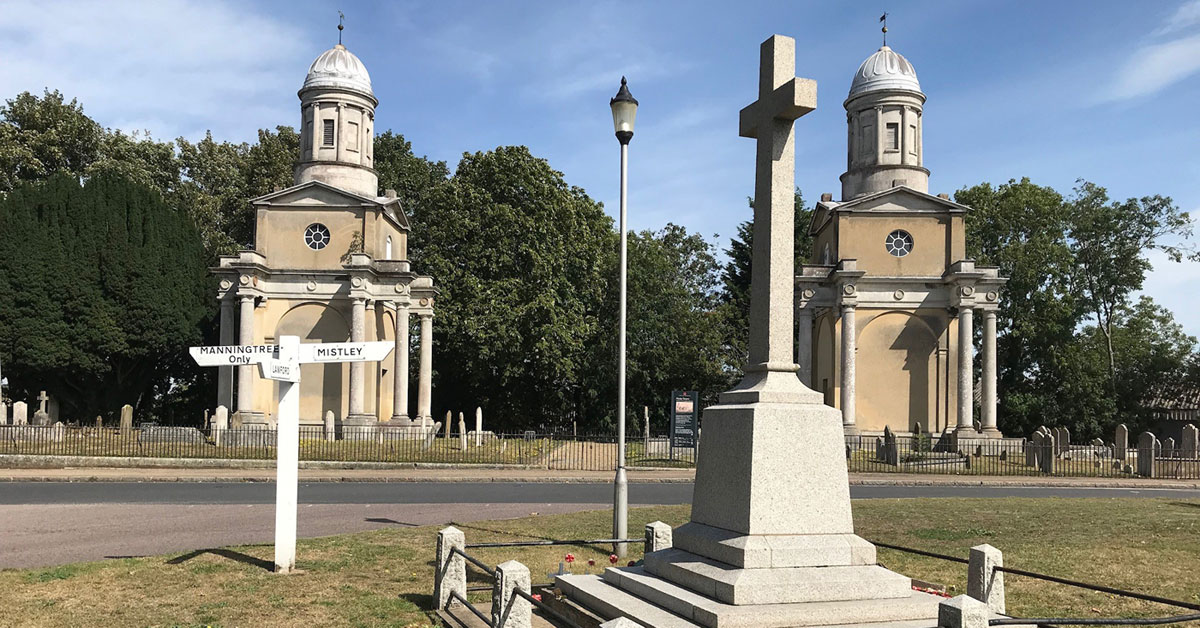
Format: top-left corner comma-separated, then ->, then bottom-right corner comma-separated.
3,499 -> 1200,626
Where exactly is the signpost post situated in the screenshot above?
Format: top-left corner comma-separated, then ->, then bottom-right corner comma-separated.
189,335 -> 392,573
670,390 -> 699,462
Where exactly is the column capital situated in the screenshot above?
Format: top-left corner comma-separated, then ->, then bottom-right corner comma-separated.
419,311 -> 434,321
394,300 -> 410,310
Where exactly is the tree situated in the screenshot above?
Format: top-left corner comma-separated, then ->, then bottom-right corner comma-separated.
375,131 -> 450,212
408,146 -> 614,430
1067,181 -> 1196,388
0,173 -> 211,420
720,189 -> 812,374
0,90 -> 105,193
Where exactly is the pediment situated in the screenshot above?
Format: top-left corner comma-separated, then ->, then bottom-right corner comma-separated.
252,180 -> 377,208
834,186 -> 969,215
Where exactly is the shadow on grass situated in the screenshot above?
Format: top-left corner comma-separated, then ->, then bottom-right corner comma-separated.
1169,501 -> 1200,509
399,592 -> 433,612
365,517 -> 418,526
165,548 -> 274,571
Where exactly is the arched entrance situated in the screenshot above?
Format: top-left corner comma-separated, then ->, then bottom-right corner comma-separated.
275,302 -> 350,424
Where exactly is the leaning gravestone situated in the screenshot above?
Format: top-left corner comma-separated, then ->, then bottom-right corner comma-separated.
421,421 -> 441,451
1182,424 -> 1198,459
1114,424 -> 1128,460
119,404 -> 133,436
12,401 -> 28,426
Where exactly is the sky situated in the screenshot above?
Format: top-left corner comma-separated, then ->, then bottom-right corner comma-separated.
1,0 -> 1198,335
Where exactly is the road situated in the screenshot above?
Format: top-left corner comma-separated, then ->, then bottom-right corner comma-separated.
4,482 -> 1199,569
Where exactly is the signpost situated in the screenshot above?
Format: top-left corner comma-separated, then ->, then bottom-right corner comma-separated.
189,335 -> 392,573
670,390 -> 699,461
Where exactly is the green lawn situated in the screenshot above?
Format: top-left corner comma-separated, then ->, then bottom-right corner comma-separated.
4,499 -> 1200,627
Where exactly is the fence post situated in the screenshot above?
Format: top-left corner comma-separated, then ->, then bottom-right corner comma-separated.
492,559 -> 531,628
938,594 -> 989,628
645,521 -> 672,554
600,619 -> 642,628
967,544 -> 1005,614
434,526 -> 466,610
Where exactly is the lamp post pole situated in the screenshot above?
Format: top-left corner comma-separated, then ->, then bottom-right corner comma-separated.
610,77 -> 638,558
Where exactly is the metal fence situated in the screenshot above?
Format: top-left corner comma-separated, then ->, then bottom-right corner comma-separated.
0,425 -> 695,470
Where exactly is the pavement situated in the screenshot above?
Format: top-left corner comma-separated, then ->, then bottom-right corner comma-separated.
3,465 -> 1200,489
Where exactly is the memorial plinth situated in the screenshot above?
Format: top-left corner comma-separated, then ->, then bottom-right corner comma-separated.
556,34 -> 945,627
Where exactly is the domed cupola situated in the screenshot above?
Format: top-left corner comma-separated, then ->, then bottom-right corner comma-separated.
840,45 -> 929,200
295,42 -> 379,198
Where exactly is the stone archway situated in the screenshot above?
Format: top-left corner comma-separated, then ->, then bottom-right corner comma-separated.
275,302 -> 350,424
856,311 -> 938,433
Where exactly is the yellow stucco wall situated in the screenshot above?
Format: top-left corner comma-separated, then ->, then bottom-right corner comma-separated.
837,215 -> 949,277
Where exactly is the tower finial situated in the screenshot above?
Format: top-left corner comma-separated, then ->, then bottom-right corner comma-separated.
879,12 -> 888,47
338,10 -> 345,46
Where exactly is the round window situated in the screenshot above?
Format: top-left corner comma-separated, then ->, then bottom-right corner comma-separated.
885,229 -> 913,257
304,223 -> 331,250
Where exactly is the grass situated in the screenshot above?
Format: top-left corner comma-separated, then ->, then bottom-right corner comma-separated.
4,499 -> 1200,626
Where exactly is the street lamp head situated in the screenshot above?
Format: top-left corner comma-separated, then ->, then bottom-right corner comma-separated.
610,76 -> 638,145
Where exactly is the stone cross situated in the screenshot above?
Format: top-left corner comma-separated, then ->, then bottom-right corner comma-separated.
37,391 -> 48,413
737,34 -> 816,384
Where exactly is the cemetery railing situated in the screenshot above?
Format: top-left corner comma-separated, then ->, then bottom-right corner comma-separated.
872,538 -> 1200,626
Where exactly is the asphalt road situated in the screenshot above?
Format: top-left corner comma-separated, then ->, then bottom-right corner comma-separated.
4,482 -> 1199,569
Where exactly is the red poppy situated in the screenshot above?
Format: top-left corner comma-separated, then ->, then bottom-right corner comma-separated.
627,561 -> 635,567
609,554 -> 619,564
587,559 -> 596,567
532,594 -> 542,602
564,553 -> 575,563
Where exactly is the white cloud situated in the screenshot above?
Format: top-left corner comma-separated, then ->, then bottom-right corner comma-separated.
1154,0 -> 1200,36
1138,246 -> 1200,338
1107,33 -> 1200,101
0,0 -> 303,142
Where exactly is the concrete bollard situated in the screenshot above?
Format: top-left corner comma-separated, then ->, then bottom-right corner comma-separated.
600,619 -> 642,628
434,526 -> 466,610
968,544 -> 1005,614
492,560 -> 531,628
645,521 -> 673,554
939,594 -> 990,628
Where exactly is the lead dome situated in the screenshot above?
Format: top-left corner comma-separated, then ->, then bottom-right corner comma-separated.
301,43 -> 374,100
848,45 -> 921,99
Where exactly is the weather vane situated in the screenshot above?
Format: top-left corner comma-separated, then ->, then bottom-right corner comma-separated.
338,11 -> 345,45
880,12 -> 888,46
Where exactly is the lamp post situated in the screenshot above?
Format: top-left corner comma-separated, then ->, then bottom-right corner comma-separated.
610,76 -> 637,557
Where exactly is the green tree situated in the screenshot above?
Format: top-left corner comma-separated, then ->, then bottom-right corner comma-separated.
0,90 -> 105,192
374,131 -> 450,212
0,173 -> 211,420
409,146 -> 614,430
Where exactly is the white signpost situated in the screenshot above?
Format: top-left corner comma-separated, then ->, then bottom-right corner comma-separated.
189,335 -> 393,573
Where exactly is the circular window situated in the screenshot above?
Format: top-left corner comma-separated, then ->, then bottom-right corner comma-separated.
885,229 -> 913,257
304,223 -> 331,250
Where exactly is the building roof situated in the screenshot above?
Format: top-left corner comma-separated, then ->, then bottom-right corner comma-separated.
1146,385 -> 1200,412
301,43 -> 374,99
848,45 -> 922,98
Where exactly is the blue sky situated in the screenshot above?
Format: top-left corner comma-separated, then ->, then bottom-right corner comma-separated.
1,0 -> 1198,336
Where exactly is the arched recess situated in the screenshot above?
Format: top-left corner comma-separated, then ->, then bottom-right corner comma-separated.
275,302 -> 350,424
814,314 -> 837,407
856,310 -> 938,433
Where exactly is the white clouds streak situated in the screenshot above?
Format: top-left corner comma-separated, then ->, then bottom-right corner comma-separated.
0,0 -> 303,141
1106,1 -> 1200,101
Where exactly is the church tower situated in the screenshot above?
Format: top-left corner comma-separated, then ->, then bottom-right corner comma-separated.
796,41 -> 1008,442
211,35 -> 438,435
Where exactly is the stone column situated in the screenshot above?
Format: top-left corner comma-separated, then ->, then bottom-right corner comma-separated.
840,304 -> 857,434
434,526 -> 465,610
796,305 -> 814,388
347,298 -> 369,423
981,310 -> 999,436
236,295 -> 256,417
217,296 -> 235,411
417,312 -> 434,422
392,302 -> 410,422
956,306 -> 974,433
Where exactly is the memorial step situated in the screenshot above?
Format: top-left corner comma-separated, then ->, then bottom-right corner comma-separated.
555,574 -> 700,628
601,565 -> 944,628
644,548 -> 913,605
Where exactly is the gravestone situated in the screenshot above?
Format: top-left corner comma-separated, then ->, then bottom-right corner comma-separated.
444,411 -> 452,438
1114,424 -> 1128,460
1164,437 -> 1176,458
1137,431 -> 1157,477
212,405 -> 229,431
32,408 -> 51,426
0,401 -> 6,426
323,410 -> 336,442
1056,427 -> 1070,454
119,404 -> 133,436
458,412 -> 467,451
557,34 -> 947,626
1025,436 -> 1038,468
643,406 -> 650,451
49,421 -> 65,443
421,421 -> 441,451
474,407 -> 483,447
12,401 -> 27,426
94,416 -> 102,429
881,426 -> 899,466
1038,427 -> 1055,473
1182,424 -> 1198,459
1091,438 -> 1104,447
139,426 -> 205,444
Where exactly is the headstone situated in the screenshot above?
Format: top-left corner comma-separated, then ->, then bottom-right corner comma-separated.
422,422 -> 441,451
49,421 -> 66,443
1137,431 -> 1157,477
1114,424 -> 1128,460
1025,436 -> 1039,468
12,401 -> 27,426
474,407 -> 483,447
874,436 -> 885,461
1056,427 -> 1070,454
1155,437 -> 1162,459
1164,437 -> 1176,458
94,415 -> 102,429
32,408 -> 51,426
1182,424 -> 1199,459
138,426 -> 205,444
323,410 -> 335,442
643,405 -> 651,450
0,401 -> 7,426
1091,438 -> 1104,447
881,426 -> 899,466
458,412 -> 467,451
119,404 -> 133,436
1039,428 -> 1055,473
444,411 -> 452,438
212,405 -> 229,431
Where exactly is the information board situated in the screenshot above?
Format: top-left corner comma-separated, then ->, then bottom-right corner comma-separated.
670,390 -> 699,449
